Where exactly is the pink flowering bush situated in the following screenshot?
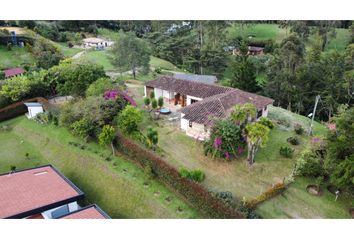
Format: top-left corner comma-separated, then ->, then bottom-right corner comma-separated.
103,89 -> 137,107
203,119 -> 244,160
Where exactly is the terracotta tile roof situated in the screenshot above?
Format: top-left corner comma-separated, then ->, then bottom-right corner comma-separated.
145,76 -> 232,98
0,165 -> 84,219
4,68 -> 25,78
60,205 -> 110,219
182,89 -> 274,125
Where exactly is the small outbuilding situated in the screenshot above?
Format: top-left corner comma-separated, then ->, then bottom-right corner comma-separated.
24,102 -> 44,119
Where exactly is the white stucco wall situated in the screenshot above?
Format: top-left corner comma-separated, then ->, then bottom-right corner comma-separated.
180,114 -> 188,131
27,106 -> 44,119
154,88 -> 163,99
185,121 -> 211,141
186,95 -> 203,106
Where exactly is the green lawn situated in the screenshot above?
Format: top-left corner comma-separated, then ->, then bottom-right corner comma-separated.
150,56 -> 181,71
256,177 -> 352,218
227,23 -> 287,43
0,46 -> 34,69
0,117 -> 200,219
53,42 -> 82,58
79,49 -> 115,71
97,28 -> 120,40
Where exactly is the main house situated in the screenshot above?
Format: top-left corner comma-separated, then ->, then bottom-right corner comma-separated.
145,76 -> 274,140
0,165 -> 109,219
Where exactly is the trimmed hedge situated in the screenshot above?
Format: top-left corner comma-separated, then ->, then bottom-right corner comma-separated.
0,97 -> 49,122
245,183 -> 286,209
115,133 -> 245,219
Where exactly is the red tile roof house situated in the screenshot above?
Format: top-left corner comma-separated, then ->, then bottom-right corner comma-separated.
0,165 -> 109,219
4,67 -> 25,79
145,76 -> 274,140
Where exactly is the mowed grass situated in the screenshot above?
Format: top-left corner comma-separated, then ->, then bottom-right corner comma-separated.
0,45 -> 34,68
80,49 -> 115,71
227,23 -> 287,43
53,42 -> 82,58
256,177 -> 352,218
0,117 -> 200,219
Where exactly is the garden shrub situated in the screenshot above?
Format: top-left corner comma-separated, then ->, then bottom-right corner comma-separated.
117,105 -> 143,134
33,112 -> 49,124
115,133 -> 246,218
279,146 -> 295,158
258,117 -> 274,129
295,148 -> 325,177
179,168 -> 205,183
203,119 -> 243,159
294,123 -> 304,135
287,136 -> 300,145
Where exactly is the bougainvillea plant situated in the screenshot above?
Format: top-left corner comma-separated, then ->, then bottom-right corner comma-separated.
103,89 -> 137,107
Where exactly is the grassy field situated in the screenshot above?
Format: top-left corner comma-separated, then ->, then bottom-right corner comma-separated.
126,83 -> 351,218
227,23 -> 288,43
0,46 -> 33,69
53,42 -> 82,58
0,117 -> 200,219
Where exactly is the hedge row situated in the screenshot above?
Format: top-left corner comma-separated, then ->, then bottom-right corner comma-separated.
115,133 -> 245,219
245,182 -> 286,209
0,97 -> 49,122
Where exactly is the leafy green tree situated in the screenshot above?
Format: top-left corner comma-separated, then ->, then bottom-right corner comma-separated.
146,127 -> 158,150
59,96 -> 126,136
117,105 -> 143,134
230,103 -> 256,126
325,105 -> 354,191
30,37 -> 63,69
289,21 -> 310,40
99,125 -> 116,155
230,41 -> 260,92
46,60 -> 106,96
70,118 -> 94,141
0,70 -> 49,101
110,32 -> 151,79
245,122 -> 270,165
86,78 -> 113,97
265,34 -> 305,110
315,21 -> 339,51
18,20 -> 36,29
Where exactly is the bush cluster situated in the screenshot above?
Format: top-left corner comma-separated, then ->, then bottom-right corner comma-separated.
179,168 -> 205,183
279,146 -> 295,158
287,136 -> 300,145
115,132 -> 246,218
294,123 -> 304,135
258,117 -> 274,129
295,148 -> 325,178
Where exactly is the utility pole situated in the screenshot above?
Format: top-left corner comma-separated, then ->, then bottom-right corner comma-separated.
308,95 -> 320,136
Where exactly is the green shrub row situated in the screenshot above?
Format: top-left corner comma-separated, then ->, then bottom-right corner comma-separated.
245,183 -> 286,209
115,133 -> 246,219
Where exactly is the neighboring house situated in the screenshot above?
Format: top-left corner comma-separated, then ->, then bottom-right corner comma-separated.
0,165 -> 109,219
4,67 -> 25,79
145,76 -> 274,140
83,37 -> 113,49
233,46 -> 264,56
173,73 -> 217,85
59,204 -> 110,219
24,102 -> 44,119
